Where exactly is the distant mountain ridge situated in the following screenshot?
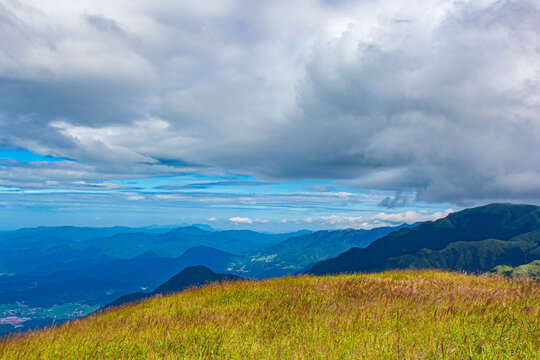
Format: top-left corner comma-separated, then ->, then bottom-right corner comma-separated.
308,203 -> 540,275
65,227 -> 311,259
106,266 -> 243,308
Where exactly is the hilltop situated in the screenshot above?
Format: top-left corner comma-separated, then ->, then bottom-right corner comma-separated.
106,265 -> 243,308
1,270 -> 538,359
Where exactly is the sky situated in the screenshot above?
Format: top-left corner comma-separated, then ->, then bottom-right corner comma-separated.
0,0 -> 539,231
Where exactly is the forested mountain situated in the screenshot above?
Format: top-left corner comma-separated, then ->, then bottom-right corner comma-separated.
308,204 -> 540,275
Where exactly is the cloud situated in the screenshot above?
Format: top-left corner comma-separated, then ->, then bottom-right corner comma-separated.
206,216 -> 217,222
282,209 -> 454,229
1,0 -> 539,204
155,180 -> 270,190
258,0 -> 540,204
126,195 -> 145,201
303,184 -> 335,192
378,191 -> 408,209
229,217 -> 253,224
229,217 -> 268,225
0,156 -> 190,191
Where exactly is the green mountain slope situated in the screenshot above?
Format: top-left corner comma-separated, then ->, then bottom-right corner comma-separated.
491,260 -> 540,280
387,237 -> 536,272
308,203 -> 540,275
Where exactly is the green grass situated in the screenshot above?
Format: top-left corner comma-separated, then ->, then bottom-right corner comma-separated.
1,270 -> 538,359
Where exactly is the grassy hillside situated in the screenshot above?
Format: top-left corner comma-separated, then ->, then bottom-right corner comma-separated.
1,271 -> 538,359
492,260 -> 540,280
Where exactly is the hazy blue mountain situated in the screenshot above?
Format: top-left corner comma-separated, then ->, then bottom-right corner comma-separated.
106,266 -> 243,308
0,246 -> 106,275
0,225 -> 310,275
66,227 -> 310,259
308,204 -> 540,275
0,276 -> 124,307
195,229 -> 311,254
0,246 -> 245,307
190,224 -> 216,231
0,226 -> 130,247
23,255 -> 113,277
175,246 -> 244,273
0,226 -> 169,275
0,226 -> 171,250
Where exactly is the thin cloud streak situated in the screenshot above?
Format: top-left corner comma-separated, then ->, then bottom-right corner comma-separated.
282,209 -> 454,229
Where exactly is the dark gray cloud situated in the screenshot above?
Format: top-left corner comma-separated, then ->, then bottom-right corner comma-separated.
1,0 -> 539,205
303,184 -> 336,192
0,1 -> 155,126
378,191 -> 408,209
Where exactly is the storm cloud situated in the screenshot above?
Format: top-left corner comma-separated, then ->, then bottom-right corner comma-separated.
1,0 -> 539,205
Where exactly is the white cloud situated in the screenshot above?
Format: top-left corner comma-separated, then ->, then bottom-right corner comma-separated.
126,195 -> 144,201
229,217 -> 268,225
229,217 -> 253,224
281,209 -> 454,229
206,216 -> 217,222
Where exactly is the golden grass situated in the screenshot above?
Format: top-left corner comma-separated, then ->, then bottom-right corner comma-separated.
1,270 -> 538,359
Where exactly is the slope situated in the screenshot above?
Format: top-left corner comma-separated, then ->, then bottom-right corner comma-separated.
1,271 -> 538,359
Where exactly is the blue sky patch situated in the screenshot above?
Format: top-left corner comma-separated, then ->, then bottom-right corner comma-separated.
0,149 -> 66,163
